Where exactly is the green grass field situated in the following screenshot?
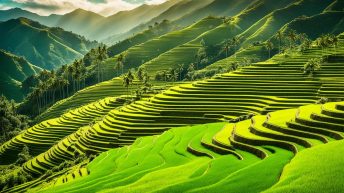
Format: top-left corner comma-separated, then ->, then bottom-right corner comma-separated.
1,1 -> 344,192
20,101 -> 344,193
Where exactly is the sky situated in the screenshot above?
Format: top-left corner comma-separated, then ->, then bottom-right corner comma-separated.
0,0 -> 167,16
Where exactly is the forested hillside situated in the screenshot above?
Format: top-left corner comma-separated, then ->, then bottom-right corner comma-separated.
0,0 -> 343,192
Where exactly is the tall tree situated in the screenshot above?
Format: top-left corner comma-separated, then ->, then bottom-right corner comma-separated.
67,65 -> 74,96
178,64 -> 184,81
223,40 -> 230,58
265,41 -> 274,58
187,63 -> 195,81
116,54 -> 125,76
303,58 -> 322,76
123,70 -> 134,99
231,36 -> 241,58
275,30 -> 284,54
287,29 -> 297,51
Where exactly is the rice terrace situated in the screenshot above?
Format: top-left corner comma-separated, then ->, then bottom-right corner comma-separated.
0,0 -> 344,192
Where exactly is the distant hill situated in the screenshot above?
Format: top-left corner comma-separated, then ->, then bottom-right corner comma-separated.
0,18 -> 98,70
107,0 -> 213,44
240,0 -> 334,46
0,7 -> 60,24
53,9 -> 105,39
0,49 -> 41,101
281,11 -> 344,39
108,0 -> 254,44
90,0 -> 181,41
0,1 -> 181,42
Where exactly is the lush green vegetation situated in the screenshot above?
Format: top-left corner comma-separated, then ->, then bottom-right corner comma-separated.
0,18 -> 98,70
0,96 -> 30,145
0,50 -> 41,101
0,0 -> 343,192
18,100 -> 344,193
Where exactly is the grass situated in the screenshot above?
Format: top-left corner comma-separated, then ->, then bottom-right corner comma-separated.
29,100 -> 344,193
264,140 -> 344,193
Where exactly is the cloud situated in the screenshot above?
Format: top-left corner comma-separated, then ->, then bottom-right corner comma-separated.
8,0 -> 167,16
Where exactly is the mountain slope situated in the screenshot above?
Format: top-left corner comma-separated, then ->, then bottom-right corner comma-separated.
0,8 -> 60,24
100,16 -> 223,79
0,1 -> 180,42
54,9 -> 105,38
0,49 -> 41,101
90,0 -> 181,41
140,0 -> 295,77
0,18 -> 98,70
173,0 -> 253,27
240,0 -> 334,46
281,11 -> 344,39
117,0 -> 255,43
107,0 -> 213,44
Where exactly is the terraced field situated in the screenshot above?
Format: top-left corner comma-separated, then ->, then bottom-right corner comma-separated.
101,17 -> 223,79
1,1 -> 343,193
34,78 -> 137,123
0,97 -> 124,164
128,0 -> 301,77
24,101 -> 344,193
2,34 -> 342,182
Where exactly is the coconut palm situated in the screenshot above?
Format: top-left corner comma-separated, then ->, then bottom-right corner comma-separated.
265,41 -> 274,58
117,54 -> 125,75
303,58 -> 322,76
316,35 -> 330,55
194,53 -> 201,70
275,30 -> 284,54
79,61 -> 87,89
328,34 -> 338,55
136,66 -> 145,82
178,64 -> 184,81
223,40 -> 230,58
123,70 -> 134,99
187,63 -> 195,80
67,65 -> 74,96
298,33 -> 308,44
287,29 -> 297,50
231,36 -> 241,58
173,69 -> 179,83
95,46 -> 108,82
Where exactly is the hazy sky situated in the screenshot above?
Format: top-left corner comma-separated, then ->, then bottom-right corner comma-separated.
0,0 -> 167,16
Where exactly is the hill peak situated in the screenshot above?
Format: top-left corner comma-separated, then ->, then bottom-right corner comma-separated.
67,8 -> 104,18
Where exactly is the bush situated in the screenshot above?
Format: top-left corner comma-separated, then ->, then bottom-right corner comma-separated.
316,97 -> 329,104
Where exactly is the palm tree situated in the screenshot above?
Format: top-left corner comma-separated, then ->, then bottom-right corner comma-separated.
80,61 -> 87,89
117,54 -> 125,75
317,35 -> 330,55
287,29 -> 297,51
303,58 -> 322,76
231,36 -> 241,58
137,66 -> 145,82
194,53 -> 201,70
223,40 -> 230,58
178,64 -> 184,81
325,34 -> 338,53
298,33 -> 307,44
123,71 -> 134,99
275,30 -> 284,54
332,35 -> 339,55
67,65 -> 74,96
37,80 -> 45,107
265,41 -> 274,58
32,87 -> 42,114
187,63 -> 195,80
162,70 -> 168,82
172,69 -> 178,83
